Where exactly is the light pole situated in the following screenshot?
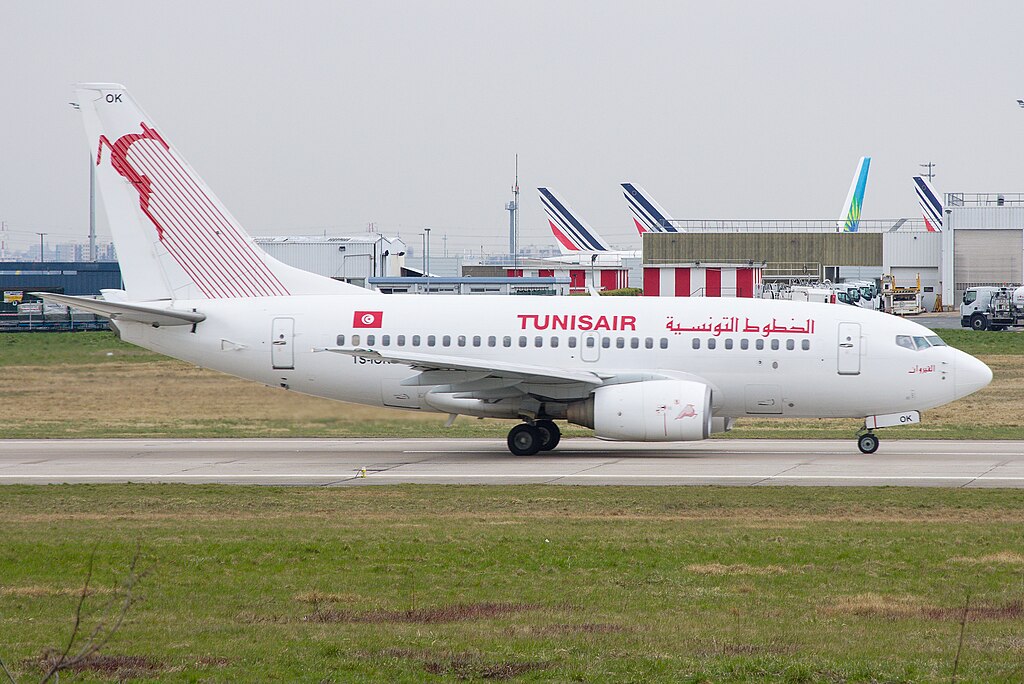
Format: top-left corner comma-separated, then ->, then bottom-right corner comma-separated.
424,227 -> 431,277
36,232 -> 46,262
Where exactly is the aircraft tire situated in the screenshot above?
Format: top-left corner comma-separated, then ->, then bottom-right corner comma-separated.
857,433 -> 879,454
508,424 -> 543,456
535,420 -> 561,451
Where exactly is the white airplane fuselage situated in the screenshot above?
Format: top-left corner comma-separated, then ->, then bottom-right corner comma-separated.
118,293 -> 984,421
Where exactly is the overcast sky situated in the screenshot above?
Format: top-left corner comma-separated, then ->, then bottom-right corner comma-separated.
1,1 -> 1023,253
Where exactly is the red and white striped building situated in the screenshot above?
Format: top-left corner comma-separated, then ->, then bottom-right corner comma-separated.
643,263 -> 763,298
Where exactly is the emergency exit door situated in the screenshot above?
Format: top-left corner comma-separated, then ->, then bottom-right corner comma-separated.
837,322 -> 861,375
271,317 -> 294,370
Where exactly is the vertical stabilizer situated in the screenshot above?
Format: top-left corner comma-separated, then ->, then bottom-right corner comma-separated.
621,183 -> 678,233
75,83 -> 364,301
537,187 -> 612,254
913,176 -> 942,232
839,156 -> 871,233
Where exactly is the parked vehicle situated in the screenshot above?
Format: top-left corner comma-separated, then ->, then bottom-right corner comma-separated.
960,286 -> 1024,331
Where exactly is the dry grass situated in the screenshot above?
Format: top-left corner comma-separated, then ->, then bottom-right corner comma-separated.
0,585 -> 111,598
686,563 -> 788,576
949,551 -> 1024,565
823,593 -> 1024,621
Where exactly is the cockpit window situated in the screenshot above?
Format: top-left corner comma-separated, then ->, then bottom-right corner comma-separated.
895,335 -> 915,350
912,336 -> 930,350
926,335 -> 947,347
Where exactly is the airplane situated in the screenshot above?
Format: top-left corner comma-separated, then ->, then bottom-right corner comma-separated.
913,176 -> 943,232
621,182 -> 678,234
840,156 -> 871,232
43,84 -> 992,458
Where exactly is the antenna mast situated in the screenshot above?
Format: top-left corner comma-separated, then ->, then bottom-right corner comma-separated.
505,154 -> 519,267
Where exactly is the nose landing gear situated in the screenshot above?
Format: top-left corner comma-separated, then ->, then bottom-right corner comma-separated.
856,431 -> 879,454
506,420 -> 561,456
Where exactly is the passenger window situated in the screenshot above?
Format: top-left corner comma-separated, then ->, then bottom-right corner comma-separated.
616,337 -> 625,349
336,334 -> 345,346
366,334 -> 376,346
801,339 -> 810,351
786,339 -> 794,351
352,334 -> 361,346
692,338 -> 700,350
397,334 -> 406,347
601,337 -> 611,348
725,339 -> 733,350
489,336 -> 498,347
659,338 -> 668,349
473,335 -> 481,347
381,334 -> 390,346
756,339 -> 764,350
771,339 -> 779,351
427,335 -> 436,347
895,335 -> 915,351
550,337 -> 559,348
585,337 -> 595,348
708,338 -> 716,350
740,339 -> 749,350
535,336 -> 543,347
503,336 -> 511,347
645,337 -> 653,349
456,335 -> 465,347
518,336 -> 527,347
412,335 -> 421,346
442,335 -> 451,347
926,335 -> 946,347
913,336 -> 930,350
568,337 -> 578,348
630,338 -> 639,349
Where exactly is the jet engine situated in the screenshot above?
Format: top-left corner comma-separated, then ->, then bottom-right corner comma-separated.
567,380 -> 712,441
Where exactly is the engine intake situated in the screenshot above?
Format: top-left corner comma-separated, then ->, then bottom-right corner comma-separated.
568,380 -> 713,442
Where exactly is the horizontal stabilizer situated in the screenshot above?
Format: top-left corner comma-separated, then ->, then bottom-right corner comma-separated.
33,292 -> 205,327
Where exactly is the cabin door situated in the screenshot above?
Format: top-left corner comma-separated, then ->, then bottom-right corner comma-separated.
837,322 -> 861,375
271,317 -> 295,370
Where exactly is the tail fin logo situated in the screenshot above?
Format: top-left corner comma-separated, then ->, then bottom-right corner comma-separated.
840,157 -> 871,233
94,122 -> 289,298
913,176 -> 942,232
97,124 -> 169,240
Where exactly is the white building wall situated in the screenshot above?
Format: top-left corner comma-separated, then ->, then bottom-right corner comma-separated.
944,205 -> 1024,304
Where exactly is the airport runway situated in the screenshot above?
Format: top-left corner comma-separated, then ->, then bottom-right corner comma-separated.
1,438 -> 1023,487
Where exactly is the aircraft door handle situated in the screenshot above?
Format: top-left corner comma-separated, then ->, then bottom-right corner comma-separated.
272,340 -> 287,345
839,343 -> 853,348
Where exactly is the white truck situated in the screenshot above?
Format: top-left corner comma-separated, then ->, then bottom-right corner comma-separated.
960,286 -> 1024,331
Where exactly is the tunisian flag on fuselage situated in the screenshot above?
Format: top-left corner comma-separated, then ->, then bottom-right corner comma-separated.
353,310 -> 384,328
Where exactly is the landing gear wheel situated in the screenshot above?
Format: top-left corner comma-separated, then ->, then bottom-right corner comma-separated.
507,424 -> 543,456
857,432 -> 879,454
534,420 -> 561,451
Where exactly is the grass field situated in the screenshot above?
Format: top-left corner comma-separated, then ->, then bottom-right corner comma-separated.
1,485 -> 1024,682
0,329 -> 1020,440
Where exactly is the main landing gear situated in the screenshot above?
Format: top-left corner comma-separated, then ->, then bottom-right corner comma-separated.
507,420 -> 561,456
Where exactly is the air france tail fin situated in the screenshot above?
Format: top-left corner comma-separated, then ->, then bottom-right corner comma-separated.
621,183 -> 677,233
75,83 -> 363,301
913,176 -> 943,232
839,156 -> 871,233
537,187 -> 612,254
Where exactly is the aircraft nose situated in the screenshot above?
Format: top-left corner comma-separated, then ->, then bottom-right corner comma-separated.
954,350 -> 993,399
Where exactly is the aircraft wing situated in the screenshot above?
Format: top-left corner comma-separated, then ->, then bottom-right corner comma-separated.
317,346 -> 610,385
32,292 -> 205,327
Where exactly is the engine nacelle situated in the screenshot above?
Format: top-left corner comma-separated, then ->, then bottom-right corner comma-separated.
570,380 -> 712,442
